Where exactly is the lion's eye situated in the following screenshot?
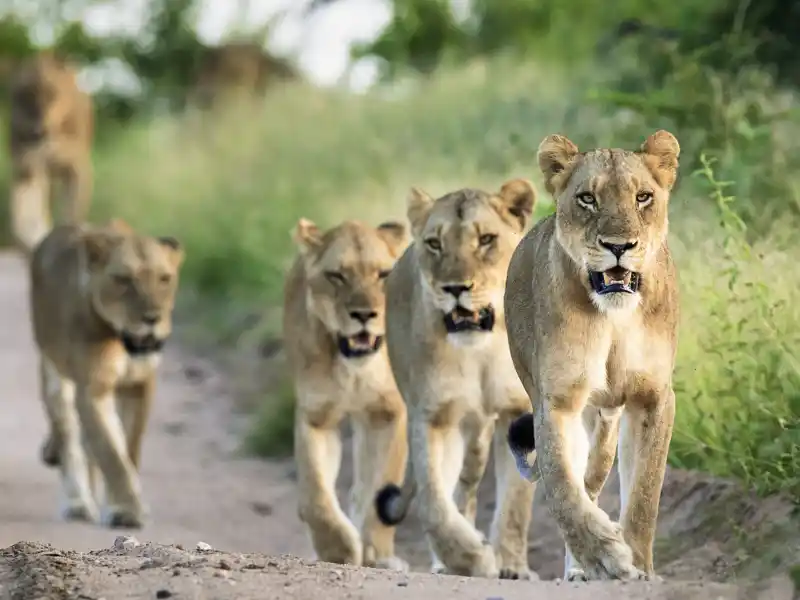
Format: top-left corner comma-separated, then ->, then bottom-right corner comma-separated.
576,192 -> 597,208
636,191 -> 654,206
478,233 -> 497,247
378,269 -> 392,280
159,274 -> 172,285
112,274 -> 132,286
424,238 -> 442,252
325,271 -> 346,286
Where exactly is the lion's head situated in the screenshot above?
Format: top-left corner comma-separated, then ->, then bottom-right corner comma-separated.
407,179 -> 536,343
10,52 -> 79,144
293,219 -> 408,361
82,219 -> 184,355
537,130 -> 680,312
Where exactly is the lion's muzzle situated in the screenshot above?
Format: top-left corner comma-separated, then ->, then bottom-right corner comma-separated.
120,331 -> 166,356
443,305 -> 495,333
588,267 -> 641,295
337,331 -> 384,359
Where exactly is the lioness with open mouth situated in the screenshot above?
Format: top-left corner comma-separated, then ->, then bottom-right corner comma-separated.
285,218 -> 410,571
505,131 -> 681,581
374,180 -> 538,579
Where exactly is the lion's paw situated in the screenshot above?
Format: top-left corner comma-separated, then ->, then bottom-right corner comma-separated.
566,567 -> 589,582
374,556 -> 409,573
101,506 -> 145,530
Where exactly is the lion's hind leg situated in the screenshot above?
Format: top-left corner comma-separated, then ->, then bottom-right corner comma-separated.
296,418 -> 362,566
349,399 -> 409,572
38,358 -> 98,522
415,420 -> 497,578
490,411 -> 535,581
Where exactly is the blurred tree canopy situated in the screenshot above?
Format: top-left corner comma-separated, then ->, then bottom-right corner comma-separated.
336,0 -> 800,88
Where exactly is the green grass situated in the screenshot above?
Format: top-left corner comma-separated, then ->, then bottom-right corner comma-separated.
5,52 -> 796,499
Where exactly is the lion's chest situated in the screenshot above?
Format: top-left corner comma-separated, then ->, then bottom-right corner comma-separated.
114,352 -> 162,385
587,311 -> 674,407
296,354 -> 396,427
432,331 -> 528,419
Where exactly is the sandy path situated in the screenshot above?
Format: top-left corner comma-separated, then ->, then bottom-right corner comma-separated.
0,251 -> 795,599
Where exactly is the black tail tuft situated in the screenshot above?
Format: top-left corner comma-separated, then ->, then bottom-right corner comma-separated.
375,483 -> 405,526
507,412 -> 536,454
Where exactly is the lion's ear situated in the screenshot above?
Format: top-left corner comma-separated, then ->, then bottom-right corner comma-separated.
376,221 -> 409,257
292,218 -> 323,255
537,134 -> 580,195
82,230 -> 122,270
407,187 -> 435,239
497,178 -> 536,231
107,218 -> 134,235
641,130 -> 680,190
158,236 -> 185,268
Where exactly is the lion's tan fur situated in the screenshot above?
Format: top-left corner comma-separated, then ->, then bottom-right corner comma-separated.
8,51 -> 93,254
504,131 -> 681,581
30,219 -> 184,528
377,180 -> 538,579
284,218 -> 410,570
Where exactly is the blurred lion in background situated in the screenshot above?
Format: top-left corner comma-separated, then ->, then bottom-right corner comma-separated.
7,51 -> 94,255
187,41 -> 297,112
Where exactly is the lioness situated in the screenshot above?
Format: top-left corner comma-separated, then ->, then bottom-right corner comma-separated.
285,218 -> 409,570
188,41 -> 296,111
504,131 -> 681,581
374,180 -> 538,579
30,219 -> 184,528
8,51 -> 93,254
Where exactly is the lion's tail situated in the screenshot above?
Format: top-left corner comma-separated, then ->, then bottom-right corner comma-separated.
9,172 -> 53,257
374,450 -> 417,527
507,412 -> 540,482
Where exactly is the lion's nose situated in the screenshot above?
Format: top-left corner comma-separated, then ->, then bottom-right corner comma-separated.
349,310 -> 377,325
598,238 -> 638,259
142,312 -> 161,326
441,283 -> 473,299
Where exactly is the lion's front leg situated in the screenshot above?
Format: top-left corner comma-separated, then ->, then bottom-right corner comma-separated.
295,417 -> 362,566
39,358 -> 98,522
10,163 -> 52,253
75,382 -> 145,529
349,396 -> 408,572
618,386 -> 675,576
412,415 -> 497,578
116,378 -> 155,471
60,156 -> 92,225
490,410 -> 535,581
535,398 -> 643,582
564,406 -> 623,581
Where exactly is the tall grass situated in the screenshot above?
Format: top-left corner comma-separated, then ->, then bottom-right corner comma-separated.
17,53 -> 797,497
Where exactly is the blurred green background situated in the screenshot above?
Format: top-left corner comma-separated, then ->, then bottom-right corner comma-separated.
3,0 -> 799,501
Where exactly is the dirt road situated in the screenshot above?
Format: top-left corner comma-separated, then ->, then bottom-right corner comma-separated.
0,251 -> 796,599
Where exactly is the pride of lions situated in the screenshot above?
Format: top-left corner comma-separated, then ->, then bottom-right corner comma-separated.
7,51 -> 681,585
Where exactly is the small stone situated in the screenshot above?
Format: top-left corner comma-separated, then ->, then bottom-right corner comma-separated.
172,569 -> 180,576
155,590 -> 172,599
175,543 -> 184,551
113,536 -> 140,551
219,559 -> 232,570
397,581 -> 408,587
196,541 -> 212,551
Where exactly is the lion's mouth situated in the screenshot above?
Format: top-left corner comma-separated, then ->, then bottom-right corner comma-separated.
588,267 -> 640,295
443,305 -> 495,333
120,332 -> 166,356
337,332 -> 383,359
